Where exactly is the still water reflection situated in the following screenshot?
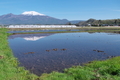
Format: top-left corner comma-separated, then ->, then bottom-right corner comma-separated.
8,29 -> 80,33
8,32 -> 120,76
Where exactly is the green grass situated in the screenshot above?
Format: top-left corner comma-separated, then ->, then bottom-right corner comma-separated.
0,28 -> 39,80
40,57 -> 120,80
1,28 -> 120,80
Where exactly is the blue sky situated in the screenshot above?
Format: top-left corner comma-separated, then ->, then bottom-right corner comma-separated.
0,0 -> 120,20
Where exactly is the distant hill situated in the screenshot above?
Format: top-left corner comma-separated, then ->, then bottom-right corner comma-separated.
69,20 -> 84,24
78,18 -> 120,26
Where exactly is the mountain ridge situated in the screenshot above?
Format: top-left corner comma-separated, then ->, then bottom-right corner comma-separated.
0,13 -> 69,25
0,11 -> 83,25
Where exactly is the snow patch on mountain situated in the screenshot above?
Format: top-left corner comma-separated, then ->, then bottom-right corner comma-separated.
22,11 -> 45,16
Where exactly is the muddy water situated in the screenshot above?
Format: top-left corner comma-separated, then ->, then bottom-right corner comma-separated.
8,32 -> 120,76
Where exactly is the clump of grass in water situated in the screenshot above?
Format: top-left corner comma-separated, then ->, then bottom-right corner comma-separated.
0,28 -> 39,80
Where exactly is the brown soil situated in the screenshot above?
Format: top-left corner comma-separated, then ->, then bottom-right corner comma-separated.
0,56 -> 3,59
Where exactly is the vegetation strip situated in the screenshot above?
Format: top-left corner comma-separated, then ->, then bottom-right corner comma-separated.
1,28 -> 120,80
8,27 -> 120,34
10,30 -> 120,35
40,57 -> 120,80
0,28 -> 39,80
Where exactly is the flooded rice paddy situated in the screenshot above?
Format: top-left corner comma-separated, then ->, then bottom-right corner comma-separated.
8,32 -> 120,76
8,29 -> 80,33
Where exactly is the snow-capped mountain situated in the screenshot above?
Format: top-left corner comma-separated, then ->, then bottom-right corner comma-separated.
0,11 -> 69,25
22,11 -> 45,16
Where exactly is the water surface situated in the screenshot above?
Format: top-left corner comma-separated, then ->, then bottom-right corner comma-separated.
8,29 -> 80,33
8,32 -> 120,76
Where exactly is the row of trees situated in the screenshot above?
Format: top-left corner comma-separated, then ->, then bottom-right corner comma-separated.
77,19 -> 120,26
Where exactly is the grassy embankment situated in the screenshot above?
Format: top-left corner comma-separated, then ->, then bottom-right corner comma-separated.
79,27 -> 120,33
1,27 -> 120,80
0,28 -> 39,80
8,27 -> 120,34
40,57 -> 120,80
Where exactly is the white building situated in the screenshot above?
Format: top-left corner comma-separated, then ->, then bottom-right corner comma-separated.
7,25 -> 76,28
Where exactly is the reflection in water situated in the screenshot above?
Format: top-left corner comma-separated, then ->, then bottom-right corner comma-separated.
23,36 -> 46,41
8,29 -> 80,33
9,33 -> 54,41
8,32 -> 120,76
